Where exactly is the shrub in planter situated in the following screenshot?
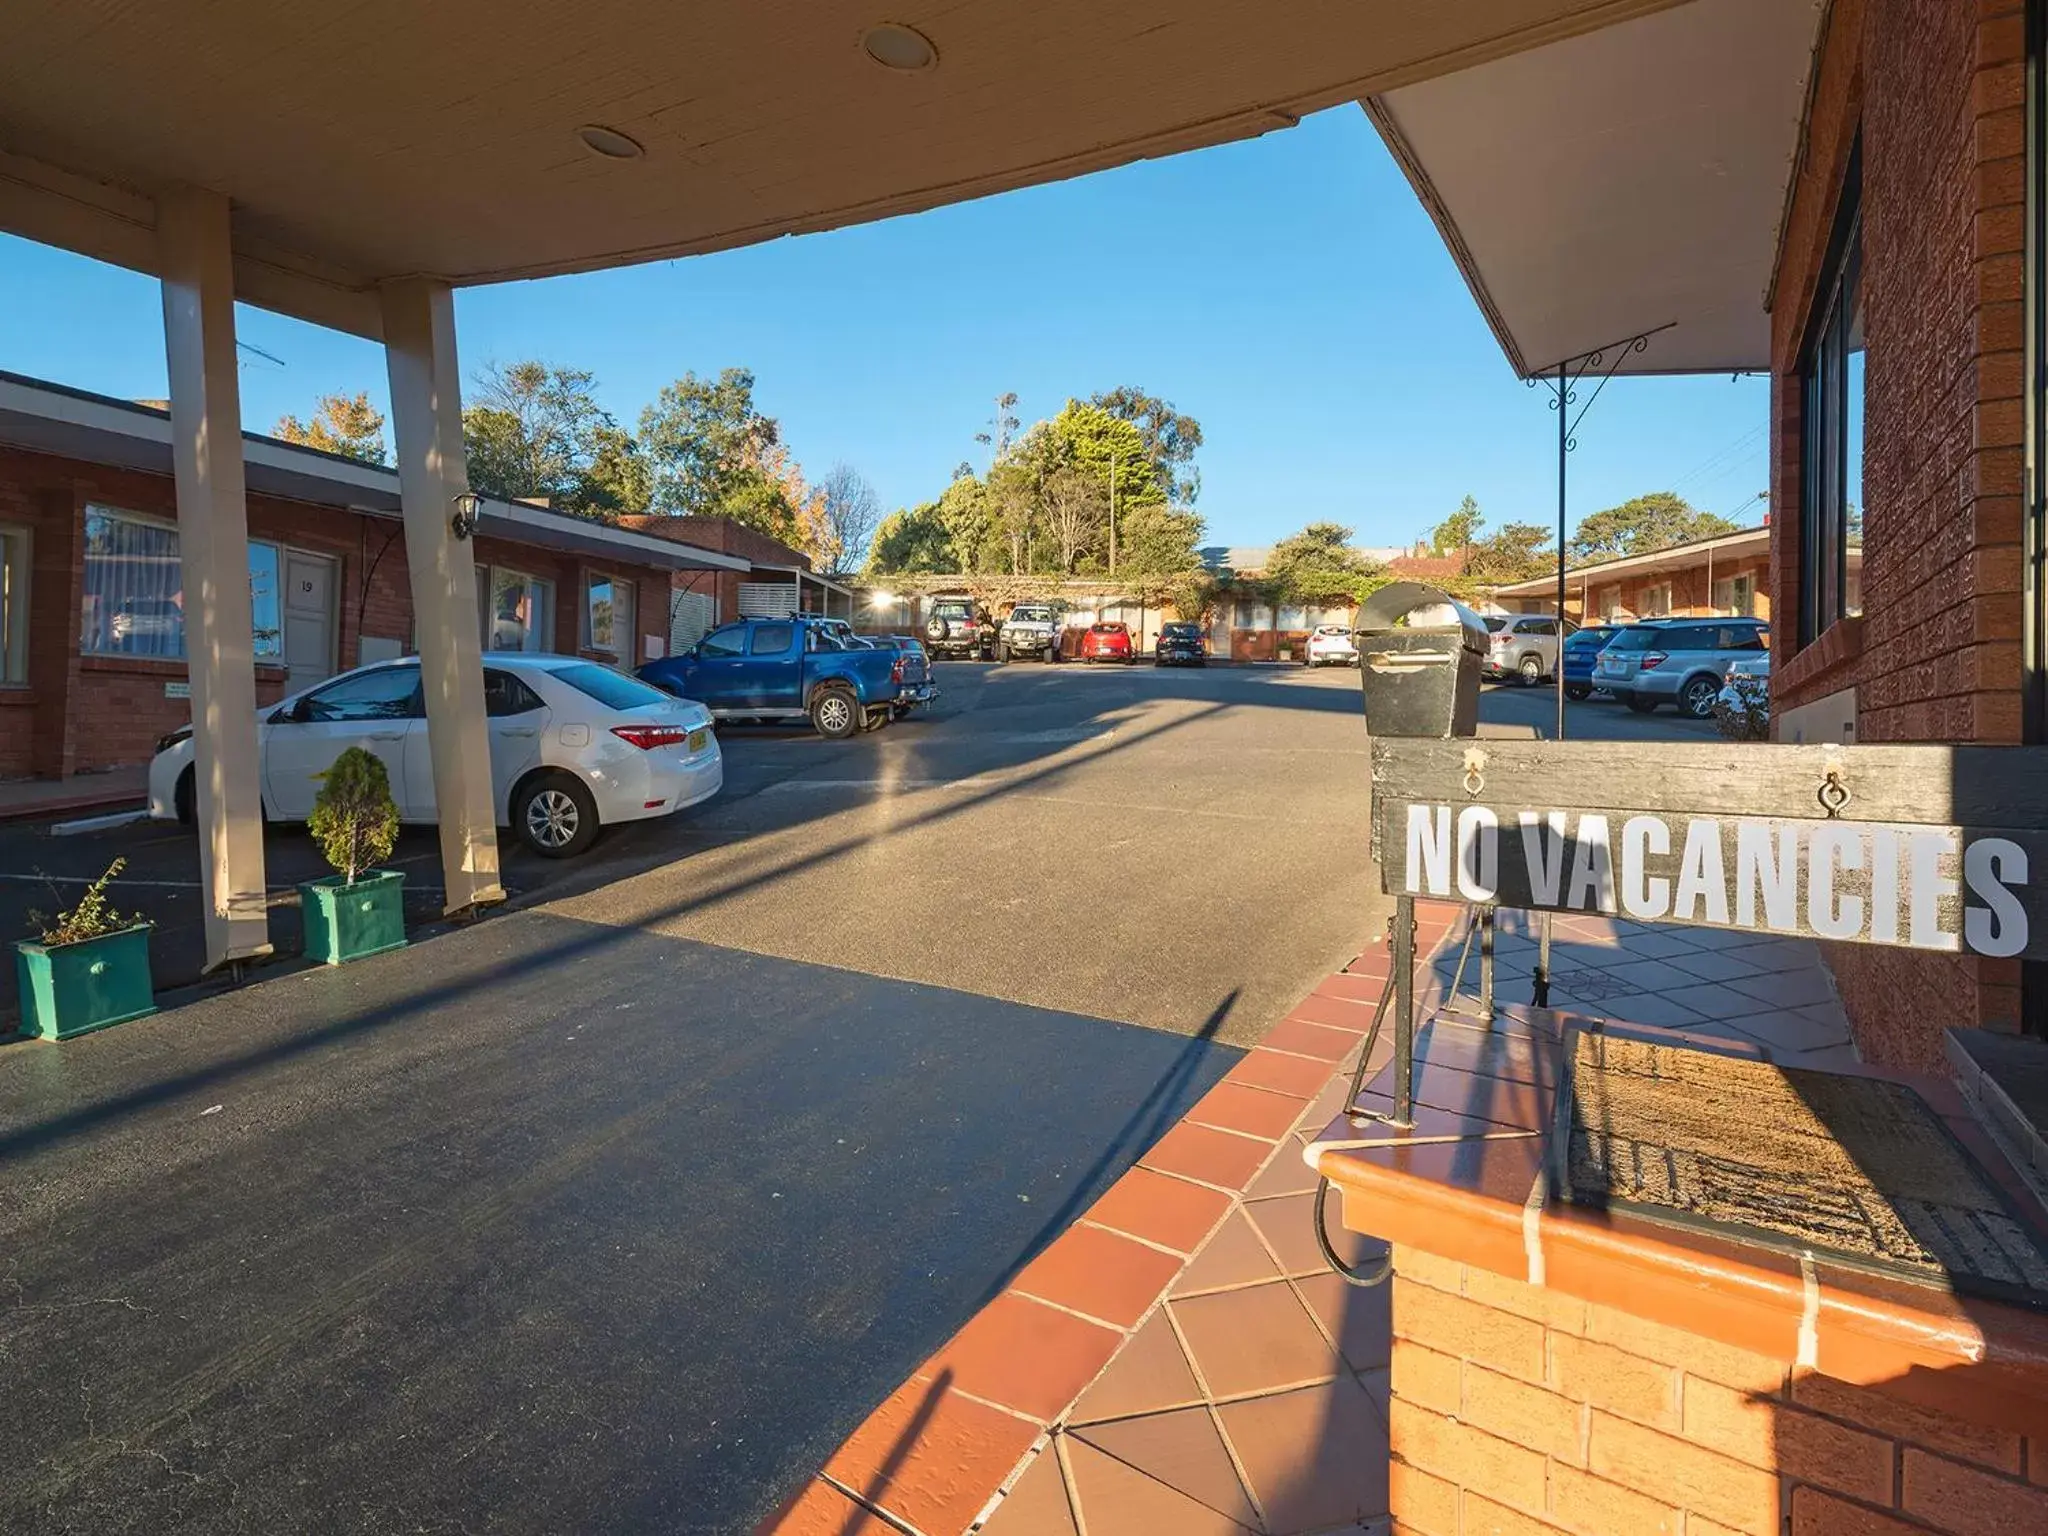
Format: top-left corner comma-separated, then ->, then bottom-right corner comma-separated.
16,858 -> 156,1040
1714,672 -> 1771,742
299,746 -> 407,964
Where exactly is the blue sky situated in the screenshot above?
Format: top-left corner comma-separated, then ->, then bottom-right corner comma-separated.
0,107 -> 1767,551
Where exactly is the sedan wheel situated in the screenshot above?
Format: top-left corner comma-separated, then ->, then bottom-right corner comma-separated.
1682,676 -> 1720,719
1518,655 -> 1543,686
515,774 -> 599,858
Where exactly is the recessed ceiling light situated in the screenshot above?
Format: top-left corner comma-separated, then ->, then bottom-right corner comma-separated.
577,124 -> 644,160
861,22 -> 938,72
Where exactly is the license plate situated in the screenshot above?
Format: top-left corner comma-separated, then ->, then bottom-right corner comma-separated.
687,728 -> 709,753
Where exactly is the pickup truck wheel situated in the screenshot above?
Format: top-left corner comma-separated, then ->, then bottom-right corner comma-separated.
810,686 -> 860,739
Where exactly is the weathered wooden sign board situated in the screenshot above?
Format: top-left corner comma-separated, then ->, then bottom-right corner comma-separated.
1373,739 -> 2048,961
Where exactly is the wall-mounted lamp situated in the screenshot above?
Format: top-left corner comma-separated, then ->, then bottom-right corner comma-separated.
450,491 -> 483,541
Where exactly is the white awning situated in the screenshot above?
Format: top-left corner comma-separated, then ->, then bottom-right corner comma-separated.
1368,0 -> 1825,377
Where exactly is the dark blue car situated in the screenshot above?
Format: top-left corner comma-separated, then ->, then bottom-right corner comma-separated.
1562,625 -> 1619,700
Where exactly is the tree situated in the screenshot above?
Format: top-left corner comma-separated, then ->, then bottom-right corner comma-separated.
567,423 -> 654,517
1040,466 -> 1108,574
975,391 -> 1021,470
1570,492 -> 1741,562
1114,502 -> 1207,591
808,463 -> 882,575
1431,495 -> 1484,562
274,392 -> 387,464
1264,522 -> 1389,605
1464,522 -> 1555,584
1090,386 -> 1204,505
463,361 -> 613,507
639,368 -> 792,536
867,503 -> 956,574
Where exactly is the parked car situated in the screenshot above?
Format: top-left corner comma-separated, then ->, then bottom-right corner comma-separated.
148,653 -> 721,858
1561,624 -> 1620,700
861,635 -> 941,717
1482,614 -> 1568,684
999,603 -> 1063,663
924,597 -> 996,660
1305,623 -> 1359,668
640,614 -> 932,738
1078,622 -> 1135,664
109,595 -> 185,653
1155,621 -> 1208,667
1597,617 -> 1771,718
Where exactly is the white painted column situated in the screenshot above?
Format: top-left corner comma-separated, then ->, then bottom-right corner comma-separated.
380,277 -> 505,912
158,188 -> 272,969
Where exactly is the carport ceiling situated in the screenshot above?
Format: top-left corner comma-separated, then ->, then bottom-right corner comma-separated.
0,0 -> 1686,335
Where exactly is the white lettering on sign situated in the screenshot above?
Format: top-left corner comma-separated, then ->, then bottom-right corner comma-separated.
1394,805 -> 2032,958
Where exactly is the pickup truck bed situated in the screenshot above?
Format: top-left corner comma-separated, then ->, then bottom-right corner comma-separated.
639,616 -> 933,739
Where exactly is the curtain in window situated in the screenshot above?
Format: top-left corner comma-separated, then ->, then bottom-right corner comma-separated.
81,510 -> 185,657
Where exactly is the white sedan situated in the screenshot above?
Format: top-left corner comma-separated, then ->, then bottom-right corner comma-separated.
1305,624 -> 1359,667
147,653 -> 722,857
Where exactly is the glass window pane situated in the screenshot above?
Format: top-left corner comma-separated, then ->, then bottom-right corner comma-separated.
550,662 -> 670,711
81,509 -> 185,657
699,625 -> 746,658
302,665 -> 422,721
0,527 -> 26,684
1843,269 -> 1865,619
249,542 -> 282,659
586,574 -> 617,653
751,622 -> 794,655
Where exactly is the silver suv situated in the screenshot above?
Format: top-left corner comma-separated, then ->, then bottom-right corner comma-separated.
1482,614 -> 1567,684
1597,618 -> 1770,718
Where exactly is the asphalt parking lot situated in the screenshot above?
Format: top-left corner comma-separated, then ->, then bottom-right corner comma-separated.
0,659 -> 1710,1532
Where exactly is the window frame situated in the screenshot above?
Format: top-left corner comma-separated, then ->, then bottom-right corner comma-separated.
1799,134 -> 1866,649
483,565 -> 556,654
582,570 -> 636,663
0,523 -> 29,685
79,503 -> 294,664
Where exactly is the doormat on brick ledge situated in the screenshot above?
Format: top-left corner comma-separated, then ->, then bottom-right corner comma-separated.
1553,1028 -> 2048,1306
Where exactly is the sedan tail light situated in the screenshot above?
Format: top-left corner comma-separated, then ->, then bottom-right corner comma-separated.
612,723 -> 695,750
1639,652 -> 1667,671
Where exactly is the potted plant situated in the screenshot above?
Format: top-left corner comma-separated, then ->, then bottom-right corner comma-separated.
16,858 -> 157,1040
298,746 -> 407,965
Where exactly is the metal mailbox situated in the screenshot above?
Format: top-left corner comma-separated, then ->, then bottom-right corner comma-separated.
1354,581 -> 1489,739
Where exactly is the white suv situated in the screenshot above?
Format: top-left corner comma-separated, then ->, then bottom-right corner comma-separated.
1305,624 -> 1359,667
1483,614 -> 1570,684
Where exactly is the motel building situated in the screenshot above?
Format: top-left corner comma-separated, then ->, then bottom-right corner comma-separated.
1489,523 -> 1782,626
6,2 -> 2048,1534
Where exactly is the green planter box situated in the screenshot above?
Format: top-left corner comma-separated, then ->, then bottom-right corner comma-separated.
299,870 -> 408,965
14,925 -> 157,1040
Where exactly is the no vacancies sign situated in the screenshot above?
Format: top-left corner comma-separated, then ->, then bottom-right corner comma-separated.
1371,740 -> 2048,961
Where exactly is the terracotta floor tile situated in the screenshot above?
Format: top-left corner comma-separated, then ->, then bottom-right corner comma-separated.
1725,966 -> 1840,1010
1661,947 -> 1767,984
1565,990 -> 1706,1030
1291,1271 -> 1392,1372
1245,1187 -> 1387,1278
1085,1164 -> 1233,1255
1186,1079 -> 1307,1140
1244,1142 -> 1321,1200
1665,980 -> 1790,1024
1217,1375 -> 1390,1534
755,1477 -> 900,1535
977,1445 -> 1079,1536
920,1291 -> 1125,1420
823,1375 -> 1042,1536
1013,1223 -> 1185,1329
1597,929 -> 1701,960
1172,1207 -> 1285,1296
1717,935 -> 1825,972
1226,1049 -> 1339,1099
1061,1437 -> 1256,1535
1724,1006 -> 1856,1053
1140,1122 -> 1273,1192
1316,970 -> 1392,1002
1286,994 -> 1382,1034
1170,1280 -> 1342,1398
1068,1310 -> 1206,1425
1260,1017 -> 1364,1062
1071,1407 -> 1261,1528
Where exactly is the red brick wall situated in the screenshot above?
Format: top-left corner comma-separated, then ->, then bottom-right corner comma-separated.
1768,0 -> 2027,1068
615,514 -> 810,571
1387,1245 -> 2048,1536
2,445 -> 675,778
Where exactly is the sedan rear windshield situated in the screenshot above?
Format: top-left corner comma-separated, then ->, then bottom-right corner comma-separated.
1162,625 -> 1201,638
1091,624 -> 1127,634
1603,627 -> 1667,652
549,663 -> 673,711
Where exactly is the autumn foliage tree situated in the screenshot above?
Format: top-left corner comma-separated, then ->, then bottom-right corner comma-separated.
275,392 -> 387,464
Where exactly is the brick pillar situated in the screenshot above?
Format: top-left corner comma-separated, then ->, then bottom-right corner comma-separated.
28,485 -> 83,780
1384,1246 -> 2048,1536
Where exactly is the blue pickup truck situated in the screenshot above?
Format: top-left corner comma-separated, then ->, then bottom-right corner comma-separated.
639,615 -> 935,739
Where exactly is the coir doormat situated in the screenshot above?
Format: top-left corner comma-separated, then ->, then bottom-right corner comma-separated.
1552,1029 -> 2048,1307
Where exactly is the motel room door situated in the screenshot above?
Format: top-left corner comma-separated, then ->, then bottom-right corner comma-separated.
281,550 -> 338,688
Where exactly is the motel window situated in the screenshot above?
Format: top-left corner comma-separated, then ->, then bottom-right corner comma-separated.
1642,583 -> 1672,617
483,567 -> 555,653
1276,604 -> 1308,631
0,525 -> 28,684
1800,139 -> 1865,646
584,571 -> 635,662
78,506 -> 287,662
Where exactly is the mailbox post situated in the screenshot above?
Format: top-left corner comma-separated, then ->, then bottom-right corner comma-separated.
1353,583 -> 1490,1125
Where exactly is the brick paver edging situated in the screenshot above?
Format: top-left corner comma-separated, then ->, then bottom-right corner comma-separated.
759,903 -> 1463,1536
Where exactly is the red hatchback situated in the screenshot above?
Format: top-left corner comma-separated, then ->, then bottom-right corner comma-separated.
1079,622 -> 1135,664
